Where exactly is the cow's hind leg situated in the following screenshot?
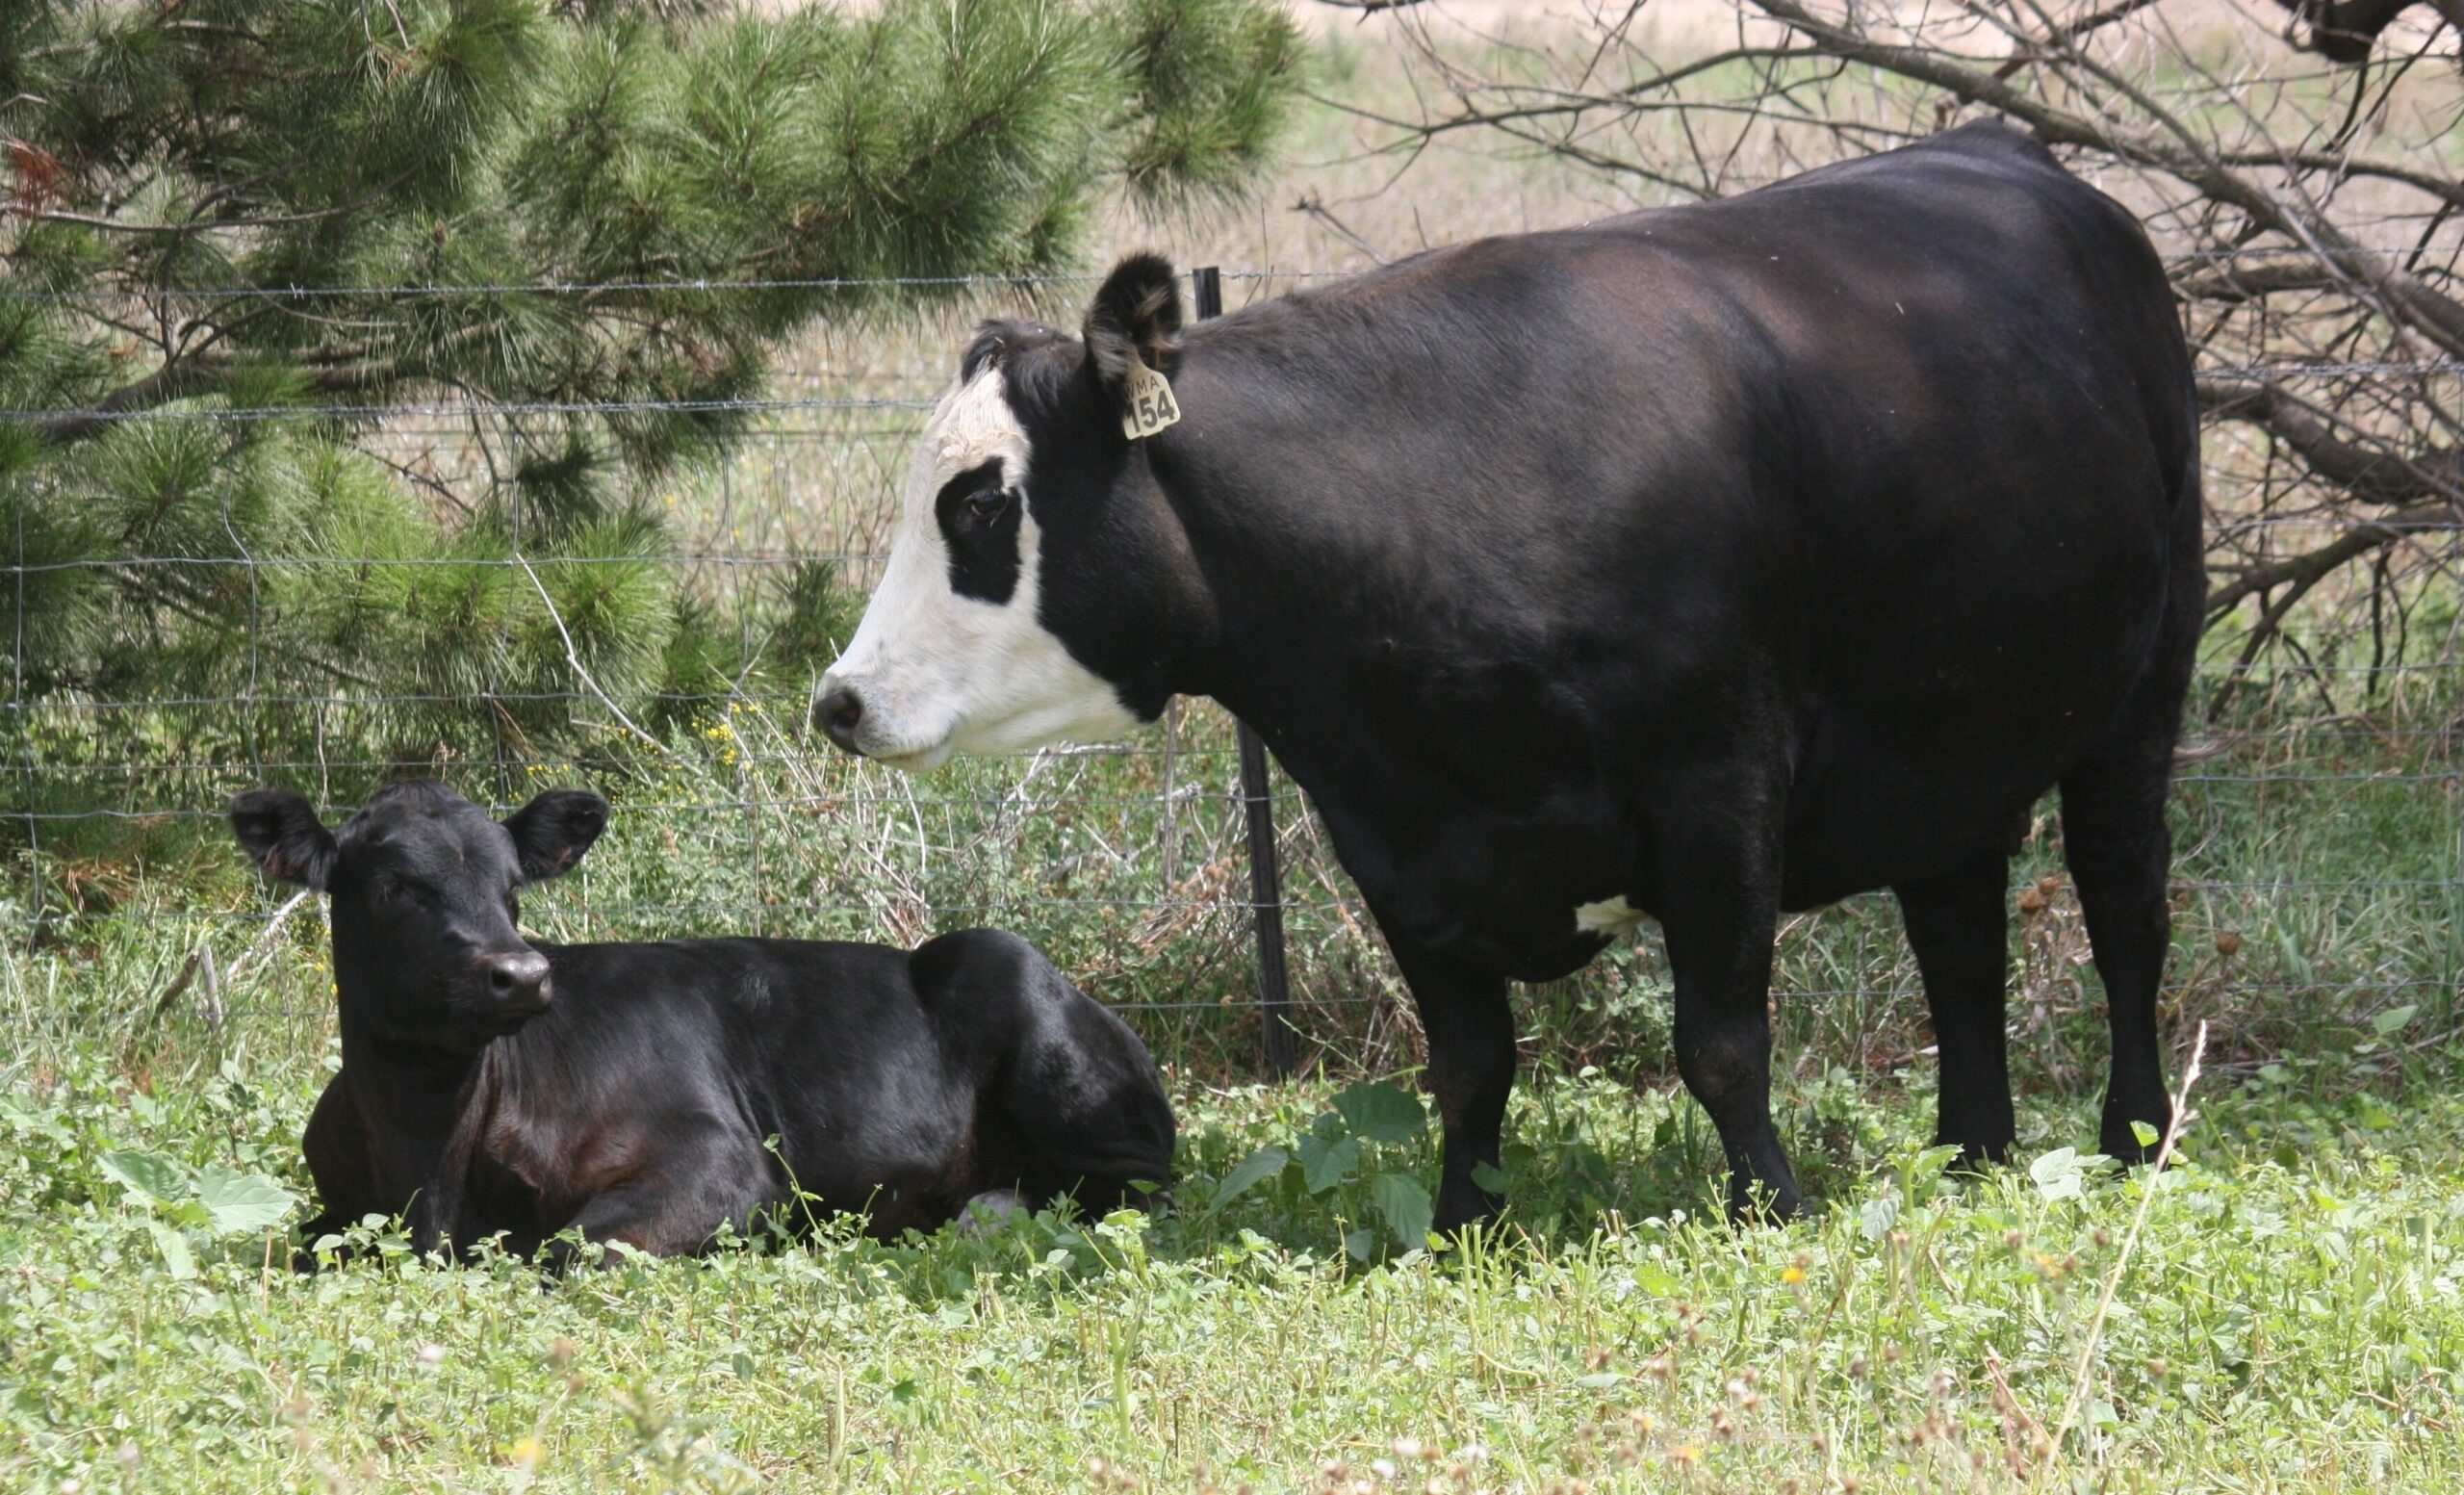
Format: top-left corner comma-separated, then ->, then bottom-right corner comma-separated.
2060,743 -> 2178,1164
1893,846 -> 2016,1167
1002,966 -> 1178,1215
1651,757 -> 1802,1222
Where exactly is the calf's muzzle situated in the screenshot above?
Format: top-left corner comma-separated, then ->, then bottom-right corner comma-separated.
482,949 -> 552,1016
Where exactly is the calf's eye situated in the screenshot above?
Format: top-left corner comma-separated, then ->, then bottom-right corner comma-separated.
964,487 -> 1012,521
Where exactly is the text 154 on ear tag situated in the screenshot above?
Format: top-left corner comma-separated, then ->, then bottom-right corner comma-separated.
1121,357 -> 1181,439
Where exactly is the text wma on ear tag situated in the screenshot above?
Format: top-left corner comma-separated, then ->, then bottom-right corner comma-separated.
1121,354 -> 1181,440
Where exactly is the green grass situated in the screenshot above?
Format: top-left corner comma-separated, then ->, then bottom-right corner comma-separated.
4,1037 -> 2463,1492
3,612 -> 2457,1492
4,679 -> 2460,1491
7,24 -> 2464,1494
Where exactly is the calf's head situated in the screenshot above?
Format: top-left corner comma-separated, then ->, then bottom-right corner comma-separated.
814,254 -> 1201,770
230,781 -> 607,1052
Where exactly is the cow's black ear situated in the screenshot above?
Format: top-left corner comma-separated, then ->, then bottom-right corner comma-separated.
503,788 -> 609,883
230,789 -> 335,890
1083,252 -> 1184,394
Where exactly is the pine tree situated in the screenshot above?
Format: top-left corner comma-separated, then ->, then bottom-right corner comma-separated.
0,0 -> 1300,761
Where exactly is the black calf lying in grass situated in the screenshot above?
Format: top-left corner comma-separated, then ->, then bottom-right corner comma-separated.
230,781 -> 1175,1265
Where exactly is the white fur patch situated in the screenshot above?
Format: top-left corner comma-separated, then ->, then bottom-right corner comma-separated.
820,369 -> 1138,769
1575,895 -> 1649,937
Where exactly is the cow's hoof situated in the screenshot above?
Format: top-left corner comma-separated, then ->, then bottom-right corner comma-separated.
1942,1138 -> 2015,1174
2100,1119 -> 2171,1167
2101,1095 -> 2174,1167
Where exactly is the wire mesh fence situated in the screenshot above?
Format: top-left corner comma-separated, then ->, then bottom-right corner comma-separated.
6,266 -> 2460,1079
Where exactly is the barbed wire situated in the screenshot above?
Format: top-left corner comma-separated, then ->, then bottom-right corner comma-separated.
0,249 -> 2452,306
8,271 -> 2458,1061
0,268 -> 1360,306
5,514 -> 2451,582
112,976 -> 2464,1025
9,878 -> 2458,937
10,656 -> 2455,722
7,765 -> 2449,829
9,357 -> 2459,429
0,395 -> 941,425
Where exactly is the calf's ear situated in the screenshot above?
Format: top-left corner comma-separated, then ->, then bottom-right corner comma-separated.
503,788 -> 609,883
230,789 -> 336,890
1083,252 -> 1184,394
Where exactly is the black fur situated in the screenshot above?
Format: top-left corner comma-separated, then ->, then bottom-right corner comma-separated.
934,458 -> 1022,604
870,122 -> 2203,1228
242,781 -> 1174,1265
1082,251 -> 1185,392
231,787 -> 337,890
501,788 -> 607,883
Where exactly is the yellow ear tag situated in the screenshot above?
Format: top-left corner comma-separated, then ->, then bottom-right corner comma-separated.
1120,353 -> 1181,440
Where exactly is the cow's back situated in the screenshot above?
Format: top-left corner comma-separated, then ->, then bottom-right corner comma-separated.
502,939 -> 987,1228
1168,120 -> 2195,952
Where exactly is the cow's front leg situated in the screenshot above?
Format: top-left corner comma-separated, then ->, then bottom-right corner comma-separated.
295,1069 -> 380,1270
1651,760 -> 1802,1223
546,1123 -> 779,1270
1391,941 -> 1516,1234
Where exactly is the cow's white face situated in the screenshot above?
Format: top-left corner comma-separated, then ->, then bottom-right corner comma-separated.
815,368 -> 1138,771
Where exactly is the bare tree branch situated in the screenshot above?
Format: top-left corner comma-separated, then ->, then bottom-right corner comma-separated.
1344,0 -> 2464,673
2205,503 -> 2454,616
2201,377 -> 2464,508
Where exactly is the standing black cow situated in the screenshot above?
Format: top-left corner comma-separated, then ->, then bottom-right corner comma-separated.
232,781 -> 1174,1261
813,121 -> 2201,1227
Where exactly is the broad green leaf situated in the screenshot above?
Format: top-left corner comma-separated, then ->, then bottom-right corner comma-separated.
146,1221 -> 196,1280
1206,1146 -> 1288,1217
1297,1135 -> 1361,1195
1903,1145 -> 1963,1188
1470,1161 -> 1509,1195
2031,1147 -> 2107,1201
1332,1082 -> 1426,1145
2131,1120 -> 2161,1148
194,1167 -> 296,1235
1859,1195 -> 1899,1242
100,1150 -> 188,1205
2373,1004 -> 2419,1037
1369,1172 -> 1434,1250
163,1199 -> 217,1232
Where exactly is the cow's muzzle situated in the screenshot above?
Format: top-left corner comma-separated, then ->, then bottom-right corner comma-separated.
813,682 -> 865,756
482,949 -> 552,1019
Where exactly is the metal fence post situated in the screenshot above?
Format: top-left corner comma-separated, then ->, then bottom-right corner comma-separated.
1192,266 -> 1299,1079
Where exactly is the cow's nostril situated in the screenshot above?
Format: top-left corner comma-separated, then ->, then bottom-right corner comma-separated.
486,951 -> 551,1005
814,684 -> 865,753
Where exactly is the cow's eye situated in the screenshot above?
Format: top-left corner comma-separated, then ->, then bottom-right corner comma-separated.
963,487 -> 1012,521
